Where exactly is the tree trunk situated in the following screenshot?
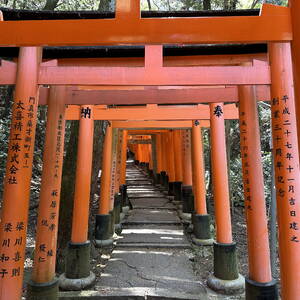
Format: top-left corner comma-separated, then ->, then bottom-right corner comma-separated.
56,121 -> 79,273
223,0 -> 229,9
98,0 -> 114,11
147,0 -> 152,10
203,0 -> 211,10
43,0 -> 60,10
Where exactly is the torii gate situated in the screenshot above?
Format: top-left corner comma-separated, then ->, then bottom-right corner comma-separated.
0,1 -> 299,299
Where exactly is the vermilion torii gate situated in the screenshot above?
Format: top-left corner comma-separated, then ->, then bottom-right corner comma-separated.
0,1 -> 299,299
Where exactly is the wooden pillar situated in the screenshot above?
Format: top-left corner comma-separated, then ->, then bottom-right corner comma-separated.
150,135 -> 158,181
290,0 -> 300,154
238,85 -> 277,299
71,105 -> 94,243
95,123 -> 113,247
181,129 -> 194,219
59,105 -> 95,290
156,133 -> 163,182
269,42 -> 300,300
120,130 -> 128,187
167,131 -> 176,198
210,103 -> 233,244
173,130 -> 183,202
160,132 -> 169,188
113,129 -> 123,233
191,120 -> 213,245
207,103 -> 243,293
191,121 -> 207,215
28,86 -> 66,298
0,47 -> 41,300
120,130 -> 129,212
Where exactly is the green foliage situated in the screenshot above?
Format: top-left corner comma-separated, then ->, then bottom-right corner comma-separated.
0,0 -> 287,12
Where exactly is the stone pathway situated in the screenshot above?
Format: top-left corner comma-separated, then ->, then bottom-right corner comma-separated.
99,163 -> 207,299
60,162 -> 208,299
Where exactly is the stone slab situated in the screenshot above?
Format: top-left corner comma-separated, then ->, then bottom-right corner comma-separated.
59,287 -> 207,299
125,209 -> 180,223
127,181 -> 153,186
97,249 -> 206,298
130,198 -> 174,209
117,227 -> 189,246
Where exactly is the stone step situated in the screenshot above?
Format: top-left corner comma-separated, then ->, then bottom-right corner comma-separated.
59,287 -> 206,299
116,243 -> 191,249
124,220 -> 182,226
117,227 -> 189,247
130,198 -> 174,209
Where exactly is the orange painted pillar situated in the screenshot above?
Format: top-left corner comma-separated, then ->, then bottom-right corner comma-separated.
149,143 -> 153,171
290,0 -> 300,155
156,133 -> 163,182
167,131 -> 176,198
238,85 -> 276,298
120,130 -> 128,187
173,130 -> 183,201
28,86 -> 66,298
210,103 -> 232,244
120,130 -> 130,212
113,129 -> 123,233
149,135 -> 157,182
207,103 -> 243,292
114,130 -> 123,193
95,123 -> 114,247
191,120 -> 213,245
71,105 -> 94,243
269,42 -> 300,300
181,129 -> 194,219
0,47 -> 41,300
136,143 -> 142,164
161,133 -> 169,188
59,105 -> 95,290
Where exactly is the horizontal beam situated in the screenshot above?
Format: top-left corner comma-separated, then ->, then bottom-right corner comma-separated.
125,121 -> 210,131
38,65 -> 270,86
42,85 -> 269,105
65,104 -> 238,121
0,5 -> 291,46
112,121 -> 196,128
57,53 -> 267,67
129,140 -> 152,144
0,62 -> 270,86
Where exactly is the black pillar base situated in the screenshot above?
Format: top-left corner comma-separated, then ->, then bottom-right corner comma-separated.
173,181 -> 182,202
134,160 -> 139,165
114,193 -> 122,234
155,173 -> 161,185
182,185 -> 194,213
160,171 -> 166,186
246,278 -> 278,300
94,214 -> 113,247
58,241 -> 96,291
27,277 -> 59,300
168,182 -> 175,196
192,213 -> 214,245
66,241 -> 91,279
120,184 -> 130,209
145,162 -> 150,173
148,169 -> 154,179
213,242 -> 239,280
109,209 -> 115,235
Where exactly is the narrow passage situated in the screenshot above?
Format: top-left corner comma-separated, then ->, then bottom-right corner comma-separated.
98,161 -> 207,299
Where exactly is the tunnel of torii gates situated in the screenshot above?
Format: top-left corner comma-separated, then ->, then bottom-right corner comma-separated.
1,1 -> 300,300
